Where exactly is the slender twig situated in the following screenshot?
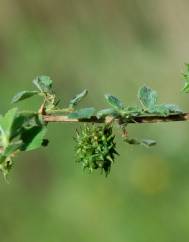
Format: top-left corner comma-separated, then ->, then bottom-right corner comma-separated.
43,113 -> 189,124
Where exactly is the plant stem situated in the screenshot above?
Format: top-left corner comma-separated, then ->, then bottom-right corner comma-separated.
43,113 -> 189,124
0,113 -> 188,154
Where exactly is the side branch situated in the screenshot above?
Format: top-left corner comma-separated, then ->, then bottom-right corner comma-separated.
43,113 -> 189,124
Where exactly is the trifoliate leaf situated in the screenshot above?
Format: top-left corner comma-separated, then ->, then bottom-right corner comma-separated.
11,91 -> 39,104
69,89 -> 88,108
138,86 -> 158,109
68,107 -> 96,119
96,108 -> 119,119
104,94 -> 125,110
33,75 -> 53,93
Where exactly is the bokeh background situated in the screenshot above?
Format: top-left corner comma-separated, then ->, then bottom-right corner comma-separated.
1,0 -> 189,241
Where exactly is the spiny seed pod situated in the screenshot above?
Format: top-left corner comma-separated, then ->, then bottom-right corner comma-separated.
74,124 -> 119,176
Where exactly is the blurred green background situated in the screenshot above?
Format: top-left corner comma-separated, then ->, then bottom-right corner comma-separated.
1,0 -> 189,241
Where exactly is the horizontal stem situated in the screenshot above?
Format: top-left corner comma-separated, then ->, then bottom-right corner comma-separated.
43,113 -> 189,124
0,113 -> 188,154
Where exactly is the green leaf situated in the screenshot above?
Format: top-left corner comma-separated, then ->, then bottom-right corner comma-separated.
3,141 -> 22,157
125,137 -> 156,147
7,112 -> 42,142
183,82 -> 189,93
141,139 -> 156,147
69,89 -> 88,108
124,106 -> 142,116
33,75 -> 53,93
96,108 -> 119,118
162,104 -> 182,114
11,91 -> 39,103
68,107 -> 96,119
138,86 -> 158,109
0,108 -> 18,135
148,105 -> 170,116
0,108 -> 18,144
183,63 -> 189,79
20,126 -> 47,152
0,155 -> 6,165
182,64 -> 189,93
124,138 -> 140,145
0,110 -> 46,153
105,94 -> 125,110
9,114 -> 27,140
148,104 -> 182,116
17,113 -> 47,152
0,109 -> 49,179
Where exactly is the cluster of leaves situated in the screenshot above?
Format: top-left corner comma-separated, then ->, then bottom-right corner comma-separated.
97,86 -> 182,121
0,76 -> 97,179
12,76 -> 59,111
96,84 -> 182,150
0,108 -> 47,178
0,76 -> 59,179
74,124 -> 119,176
0,64 -> 188,179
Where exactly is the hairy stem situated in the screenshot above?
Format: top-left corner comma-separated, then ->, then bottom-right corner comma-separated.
43,113 -> 189,124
